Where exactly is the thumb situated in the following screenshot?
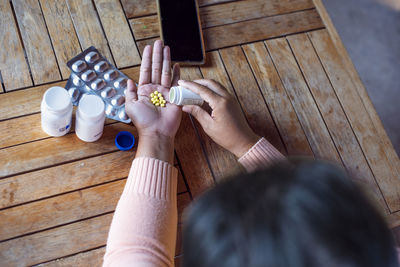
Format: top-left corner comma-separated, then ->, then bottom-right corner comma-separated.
182,105 -> 212,126
126,79 -> 138,101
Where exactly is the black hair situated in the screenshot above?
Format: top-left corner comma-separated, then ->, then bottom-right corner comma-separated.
182,159 -> 398,267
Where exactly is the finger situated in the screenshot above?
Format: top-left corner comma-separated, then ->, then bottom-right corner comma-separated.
139,45 -> 152,85
182,105 -> 213,127
161,46 -> 172,87
171,63 -> 180,86
178,80 -> 221,108
193,79 -> 230,97
151,40 -> 163,84
126,79 -> 138,102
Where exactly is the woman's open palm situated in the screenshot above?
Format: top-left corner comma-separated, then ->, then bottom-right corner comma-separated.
125,40 -> 181,138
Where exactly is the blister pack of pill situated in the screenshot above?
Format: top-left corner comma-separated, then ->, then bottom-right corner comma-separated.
65,46 -> 131,123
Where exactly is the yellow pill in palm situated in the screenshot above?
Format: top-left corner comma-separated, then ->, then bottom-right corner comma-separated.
161,103 -> 165,107
154,91 -> 158,94
155,103 -> 160,106
161,100 -> 166,104
150,93 -> 154,97
158,93 -> 162,97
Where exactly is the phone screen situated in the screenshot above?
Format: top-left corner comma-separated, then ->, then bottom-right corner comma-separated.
158,0 -> 204,63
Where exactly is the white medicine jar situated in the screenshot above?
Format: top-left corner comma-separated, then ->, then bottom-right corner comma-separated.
41,86 -> 73,137
75,94 -> 105,142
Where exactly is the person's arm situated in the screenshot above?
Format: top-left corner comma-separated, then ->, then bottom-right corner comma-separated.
103,40 -> 181,267
179,79 -> 284,173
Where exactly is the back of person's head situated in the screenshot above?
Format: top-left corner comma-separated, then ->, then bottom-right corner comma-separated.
182,159 -> 398,267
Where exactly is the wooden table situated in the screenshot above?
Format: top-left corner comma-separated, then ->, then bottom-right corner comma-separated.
0,0 -> 399,265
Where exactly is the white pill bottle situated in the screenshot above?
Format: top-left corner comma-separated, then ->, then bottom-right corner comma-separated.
169,86 -> 204,106
41,86 -> 73,137
75,94 -> 105,142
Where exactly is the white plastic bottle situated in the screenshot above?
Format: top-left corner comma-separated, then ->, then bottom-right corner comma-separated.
75,94 -> 105,142
169,86 -> 204,106
41,86 -> 73,137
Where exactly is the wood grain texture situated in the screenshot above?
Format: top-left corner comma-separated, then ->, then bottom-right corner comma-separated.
0,66 -> 140,121
313,0 -> 400,205
265,38 -> 340,162
176,67 -> 216,196
0,0 -> 32,91
200,0 -> 314,29
129,0 -> 314,41
67,0 -> 114,65
204,9 -> 323,51
0,180 -> 125,241
309,29 -> 400,212
0,150 -> 186,210
0,193 -> 190,266
0,213 -> 113,266
0,81 -> 65,121
121,0 -> 237,19
37,247 -> 105,267
130,15 -> 160,40
94,0 -> 141,68
39,0 -> 82,79
287,33 -> 388,212
242,42 -> 313,156
199,51 -> 245,181
121,0 -> 156,18
0,152 -> 131,209
136,37 -> 159,57
219,46 -> 286,154
12,0 -> 60,84
0,111 -> 116,149
0,123 -> 137,178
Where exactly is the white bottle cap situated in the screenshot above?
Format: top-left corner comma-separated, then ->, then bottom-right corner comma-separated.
43,86 -> 72,113
78,94 -> 105,121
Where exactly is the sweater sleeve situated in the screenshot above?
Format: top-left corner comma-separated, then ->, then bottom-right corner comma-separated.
238,137 -> 285,172
103,157 -> 178,267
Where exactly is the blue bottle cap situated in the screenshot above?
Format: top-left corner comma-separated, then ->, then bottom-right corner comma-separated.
115,131 -> 135,151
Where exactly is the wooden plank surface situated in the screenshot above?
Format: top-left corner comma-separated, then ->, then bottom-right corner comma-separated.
176,67 -> 216,196
129,0 -> 315,41
36,247 -> 106,267
121,0 -> 238,19
314,0 -> 400,202
265,38 -> 340,162
130,15 -> 160,40
199,51 -> 244,181
39,0 -> 82,79
12,0 -> 60,85
0,149 -> 186,210
200,0 -> 314,29
287,33 -> 388,211
94,0 -> 141,68
0,66 -> 140,121
0,111 -> 115,149
0,0 -> 32,91
0,123 -> 137,178
219,46 -> 286,154
204,9 -> 323,51
242,42 -> 313,156
0,193 -> 190,266
0,152 -> 130,209
67,0 -> 114,64
0,179 -> 125,241
309,29 -> 400,212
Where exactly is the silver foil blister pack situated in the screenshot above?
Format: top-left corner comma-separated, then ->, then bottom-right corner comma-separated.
66,46 -> 131,123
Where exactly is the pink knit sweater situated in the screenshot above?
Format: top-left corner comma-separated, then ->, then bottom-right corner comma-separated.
102,138 -> 282,266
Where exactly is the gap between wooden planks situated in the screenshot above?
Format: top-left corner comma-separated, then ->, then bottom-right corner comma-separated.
131,9 -> 324,52
312,0 -> 400,212
0,192 -> 191,266
129,0 -> 315,39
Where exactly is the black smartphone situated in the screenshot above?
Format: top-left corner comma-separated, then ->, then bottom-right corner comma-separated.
156,0 -> 205,65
